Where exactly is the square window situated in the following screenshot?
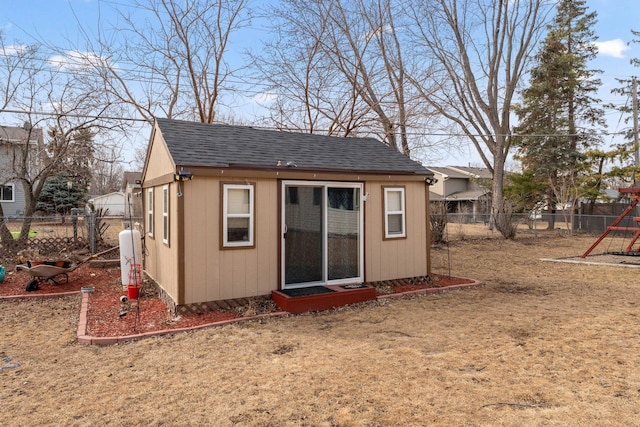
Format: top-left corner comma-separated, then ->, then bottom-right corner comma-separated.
222,183 -> 254,248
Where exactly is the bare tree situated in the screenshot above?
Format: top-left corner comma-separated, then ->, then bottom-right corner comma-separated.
406,0 -> 552,237
0,33 -> 127,246
256,0 -> 436,156
90,0 -> 251,124
90,145 -> 127,195
253,0 -> 372,136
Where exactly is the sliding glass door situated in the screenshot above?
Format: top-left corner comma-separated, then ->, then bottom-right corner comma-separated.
282,181 -> 363,288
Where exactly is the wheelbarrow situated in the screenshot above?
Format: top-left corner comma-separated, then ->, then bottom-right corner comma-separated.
15,246 -> 119,292
16,261 -> 79,290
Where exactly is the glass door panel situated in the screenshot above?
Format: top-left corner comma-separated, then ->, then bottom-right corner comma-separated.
327,187 -> 360,280
284,185 -> 323,285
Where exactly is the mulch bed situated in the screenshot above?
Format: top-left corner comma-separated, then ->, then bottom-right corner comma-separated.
1,263 -> 476,338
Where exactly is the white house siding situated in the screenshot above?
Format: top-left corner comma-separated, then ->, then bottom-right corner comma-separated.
87,192 -> 126,216
0,182 -> 26,217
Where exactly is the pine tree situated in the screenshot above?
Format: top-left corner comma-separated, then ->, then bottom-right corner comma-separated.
36,174 -> 88,219
514,0 -> 605,228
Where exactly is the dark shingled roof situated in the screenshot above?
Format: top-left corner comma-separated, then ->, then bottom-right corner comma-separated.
156,118 -> 429,175
0,126 -> 43,143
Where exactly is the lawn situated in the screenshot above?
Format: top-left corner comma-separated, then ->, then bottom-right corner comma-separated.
9,229 -> 37,239
1,234 -> 639,425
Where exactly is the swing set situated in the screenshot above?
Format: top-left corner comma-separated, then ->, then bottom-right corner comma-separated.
582,187 -> 640,258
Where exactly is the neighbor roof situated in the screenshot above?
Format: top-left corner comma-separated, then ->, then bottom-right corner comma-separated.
0,125 -> 43,143
444,189 -> 489,201
426,166 -> 492,180
448,166 -> 492,179
426,166 -> 470,179
155,118 -> 430,175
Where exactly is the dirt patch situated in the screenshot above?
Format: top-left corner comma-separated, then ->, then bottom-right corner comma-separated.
3,235 -> 640,425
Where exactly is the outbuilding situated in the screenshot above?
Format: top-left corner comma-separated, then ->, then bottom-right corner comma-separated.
142,118 -> 435,312
87,192 -> 126,216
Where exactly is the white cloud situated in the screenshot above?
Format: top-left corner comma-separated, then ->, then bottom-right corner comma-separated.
48,50 -> 106,71
252,92 -> 277,105
594,39 -> 629,58
1,44 -> 29,55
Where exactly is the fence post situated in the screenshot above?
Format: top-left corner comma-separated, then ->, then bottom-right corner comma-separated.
88,212 -> 97,254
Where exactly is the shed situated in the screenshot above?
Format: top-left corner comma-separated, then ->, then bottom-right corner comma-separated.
142,118 -> 435,312
87,192 -> 126,216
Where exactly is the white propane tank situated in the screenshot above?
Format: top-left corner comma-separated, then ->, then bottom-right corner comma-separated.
119,229 -> 143,289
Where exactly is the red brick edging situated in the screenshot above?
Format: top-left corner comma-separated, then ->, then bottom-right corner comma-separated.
77,277 -> 482,345
1,276 -> 481,346
76,292 -> 290,345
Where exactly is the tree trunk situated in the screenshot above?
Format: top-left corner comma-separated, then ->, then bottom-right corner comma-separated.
491,152 -> 516,239
0,203 -> 17,252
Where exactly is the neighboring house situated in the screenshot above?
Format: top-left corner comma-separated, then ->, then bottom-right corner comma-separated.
121,171 -> 143,218
142,118 -> 435,312
0,125 -> 44,217
87,192 -> 126,216
427,166 -> 492,220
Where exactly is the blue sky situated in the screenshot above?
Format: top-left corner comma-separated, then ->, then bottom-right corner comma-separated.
2,0 -> 640,167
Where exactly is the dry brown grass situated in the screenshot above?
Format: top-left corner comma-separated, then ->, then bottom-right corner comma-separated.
3,233 -> 640,426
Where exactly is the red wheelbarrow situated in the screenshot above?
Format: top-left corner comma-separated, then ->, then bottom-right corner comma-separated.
15,247 -> 119,291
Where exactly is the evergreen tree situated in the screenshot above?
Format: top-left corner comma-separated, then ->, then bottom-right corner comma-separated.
37,174 -> 88,218
513,0 -> 605,227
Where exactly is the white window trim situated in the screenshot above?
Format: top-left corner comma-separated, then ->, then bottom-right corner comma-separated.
162,185 -> 169,244
222,183 -> 254,248
1,183 -> 15,202
384,187 -> 406,239
147,188 -> 154,237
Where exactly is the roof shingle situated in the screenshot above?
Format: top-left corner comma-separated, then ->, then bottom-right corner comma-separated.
156,118 -> 429,175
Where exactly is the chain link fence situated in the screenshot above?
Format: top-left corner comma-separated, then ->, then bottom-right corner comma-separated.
0,212 -> 140,262
437,211 -> 631,241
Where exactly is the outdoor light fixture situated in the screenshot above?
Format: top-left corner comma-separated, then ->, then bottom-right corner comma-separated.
425,177 -> 438,186
174,169 -> 194,181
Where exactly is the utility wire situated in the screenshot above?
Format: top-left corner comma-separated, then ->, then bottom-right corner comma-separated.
0,107 -> 632,140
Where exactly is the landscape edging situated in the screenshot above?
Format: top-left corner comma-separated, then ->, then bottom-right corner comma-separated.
77,277 -> 482,345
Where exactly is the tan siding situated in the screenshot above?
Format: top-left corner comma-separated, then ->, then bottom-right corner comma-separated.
143,128 -> 180,302
405,181 -> 428,277
183,177 -> 220,304
181,176 -> 279,304
148,158 -> 430,305
145,129 -> 175,181
364,181 -> 428,282
145,183 -> 179,302
364,182 -> 382,281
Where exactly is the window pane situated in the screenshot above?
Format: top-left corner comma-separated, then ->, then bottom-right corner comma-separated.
387,190 -> 401,211
228,188 -> 250,214
163,189 -> 168,212
227,217 -> 250,242
148,190 -> 153,235
388,214 -> 403,234
1,185 -> 12,201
